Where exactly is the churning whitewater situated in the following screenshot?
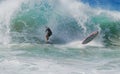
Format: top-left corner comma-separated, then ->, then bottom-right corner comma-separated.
0,0 -> 120,74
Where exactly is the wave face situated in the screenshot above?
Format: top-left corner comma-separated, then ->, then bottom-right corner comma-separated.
0,0 -> 120,46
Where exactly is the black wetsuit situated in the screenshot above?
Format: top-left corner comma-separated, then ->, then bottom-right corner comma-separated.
46,28 -> 52,37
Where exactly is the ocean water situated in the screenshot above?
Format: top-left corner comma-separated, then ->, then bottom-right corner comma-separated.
0,0 -> 120,74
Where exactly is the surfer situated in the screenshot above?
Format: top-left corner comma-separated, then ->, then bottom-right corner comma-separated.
45,27 -> 52,43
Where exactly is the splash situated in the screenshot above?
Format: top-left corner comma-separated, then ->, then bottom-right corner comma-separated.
0,0 -> 120,46
0,0 -> 24,44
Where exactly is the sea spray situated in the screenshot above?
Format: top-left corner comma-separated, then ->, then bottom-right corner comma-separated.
0,0 -> 120,74
0,0 -> 119,46
0,0 -> 24,44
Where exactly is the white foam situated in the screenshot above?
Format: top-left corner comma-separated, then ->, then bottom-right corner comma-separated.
0,0 -> 24,45
58,40 -> 104,49
59,0 -> 120,34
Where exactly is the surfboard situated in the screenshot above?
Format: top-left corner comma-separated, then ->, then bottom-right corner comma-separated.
82,31 -> 99,44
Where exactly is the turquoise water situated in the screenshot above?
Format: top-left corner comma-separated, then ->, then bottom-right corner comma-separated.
0,0 -> 120,74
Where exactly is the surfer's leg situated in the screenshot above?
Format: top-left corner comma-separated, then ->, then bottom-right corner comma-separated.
46,34 -> 49,42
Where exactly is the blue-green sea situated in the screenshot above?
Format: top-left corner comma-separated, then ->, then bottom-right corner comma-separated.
0,0 -> 120,74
